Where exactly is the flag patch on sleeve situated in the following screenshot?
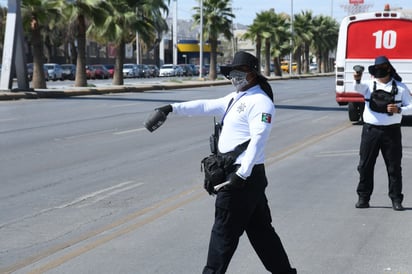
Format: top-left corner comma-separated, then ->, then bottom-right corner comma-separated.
261,113 -> 272,123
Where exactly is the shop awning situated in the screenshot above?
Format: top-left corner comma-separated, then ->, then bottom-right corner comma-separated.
177,43 -> 211,53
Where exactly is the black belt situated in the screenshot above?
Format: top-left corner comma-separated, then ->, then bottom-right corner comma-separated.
365,123 -> 400,129
234,163 -> 264,168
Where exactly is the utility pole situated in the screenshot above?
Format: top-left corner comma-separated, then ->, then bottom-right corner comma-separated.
0,0 -> 29,91
199,0 -> 204,79
289,0 -> 294,75
173,0 -> 178,65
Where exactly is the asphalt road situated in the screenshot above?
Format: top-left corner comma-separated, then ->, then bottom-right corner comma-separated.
1,76 -> 412,274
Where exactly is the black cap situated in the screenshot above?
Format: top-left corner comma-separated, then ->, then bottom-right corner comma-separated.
220,51 -> 260,78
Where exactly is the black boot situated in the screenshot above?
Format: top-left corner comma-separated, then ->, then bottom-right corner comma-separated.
355,198 -> 369,208
392,200 -> 404,211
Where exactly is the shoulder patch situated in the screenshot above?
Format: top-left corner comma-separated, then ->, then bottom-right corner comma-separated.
261,113 -> 272,123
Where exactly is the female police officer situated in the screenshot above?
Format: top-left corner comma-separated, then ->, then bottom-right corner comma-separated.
146,51 -> 296,273
354,56 -> 412,211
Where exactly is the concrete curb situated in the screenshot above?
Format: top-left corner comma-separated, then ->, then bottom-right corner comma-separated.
0,73 -> 334,101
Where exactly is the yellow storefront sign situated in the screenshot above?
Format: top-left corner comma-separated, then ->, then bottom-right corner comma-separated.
177,43 -> 211,53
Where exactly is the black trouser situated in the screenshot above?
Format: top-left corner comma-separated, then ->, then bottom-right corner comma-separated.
202,164 -> 296,274
357,123 -> 403,202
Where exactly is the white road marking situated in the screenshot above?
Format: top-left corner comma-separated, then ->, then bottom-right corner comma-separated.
113,128 -> 145,135
57,180 -> 143,208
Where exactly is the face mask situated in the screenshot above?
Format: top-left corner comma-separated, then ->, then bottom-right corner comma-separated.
229,70 -> 249,91
374,67 -> 390,78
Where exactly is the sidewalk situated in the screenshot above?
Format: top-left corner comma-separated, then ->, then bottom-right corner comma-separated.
0,73 -> 333,101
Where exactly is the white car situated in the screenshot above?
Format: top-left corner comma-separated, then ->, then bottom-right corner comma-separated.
44,63 -> 63,81
159,64 -> 179,77
309,63 -> 318,72
123,63 -> 137,78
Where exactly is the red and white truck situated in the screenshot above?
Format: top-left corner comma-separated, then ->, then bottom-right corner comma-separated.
335,5 -> 412,121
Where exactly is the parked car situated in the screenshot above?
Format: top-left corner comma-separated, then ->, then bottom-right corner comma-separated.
136,64 -> 150,78
27,63 -> 49,81
86,65 -> 96,79
159,64 -> 177,77
178,64 -> 194,76
61,64 -> 76,80
175,65 -> 184,76
103,64 -> 115,78
280,61 -> 297,73
44,63 -> 63,81
195,64 -> 207,76
189,64 -> 199,76
147,64 -> 160,77
90,64 -> 110,79
309,63 -> 318,72
123,63 -> 137,78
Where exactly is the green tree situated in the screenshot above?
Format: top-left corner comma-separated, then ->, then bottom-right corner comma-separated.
193,0 -> 234,80
62,0 -> 107,87
22,0 -> 64,89
270,12 -> 291,76
90,0 -> 169,85
253,9 -> 290,77
242,21 -> 262,69
311,15 -> 339,73
253,10 -> 275,77
293,10 -> 314,74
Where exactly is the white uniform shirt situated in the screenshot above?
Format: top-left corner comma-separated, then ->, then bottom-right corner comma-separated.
172,85 -> 275,179
354,78 -> 412,125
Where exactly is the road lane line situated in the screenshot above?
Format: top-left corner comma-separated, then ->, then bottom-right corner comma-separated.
76,182 -> 144,208
27,191 -> 205,274
0,181 -> 141,229
56,180 -> 139,209
1,187 -> 204,274
113,128 -> 145,135
54,129 -> 114,141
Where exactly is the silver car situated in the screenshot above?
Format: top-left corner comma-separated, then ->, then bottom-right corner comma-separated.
123,63 -> 138,78
44,63 -> 63,81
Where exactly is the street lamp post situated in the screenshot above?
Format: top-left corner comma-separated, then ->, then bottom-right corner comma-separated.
173,0 -> 178,65
289,0 -> 294,75
199,0 -> 203,79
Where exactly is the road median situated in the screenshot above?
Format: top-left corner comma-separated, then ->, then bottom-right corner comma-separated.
0,73 -> 333,101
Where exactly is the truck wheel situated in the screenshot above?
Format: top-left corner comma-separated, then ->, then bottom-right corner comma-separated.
348,102 -> 360,122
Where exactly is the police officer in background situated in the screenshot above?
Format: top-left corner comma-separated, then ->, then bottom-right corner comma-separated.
146,51 -> 296,273
353,56 -> 412,211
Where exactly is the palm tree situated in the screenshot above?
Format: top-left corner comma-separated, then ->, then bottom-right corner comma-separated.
253,10 -> 275,77
135,0 -> 169,69
193,0 -> 234,80
0,7 -> 8,57
90,0 -> 169,85
22,0 -> 64,89
311,15 -> 339,73
293,10 -> 314,74
242,21 -> 262,69
269,12 -> 290,77
62,0 -> 107,87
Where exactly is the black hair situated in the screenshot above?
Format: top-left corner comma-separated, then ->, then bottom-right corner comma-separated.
257,75 -> 274,102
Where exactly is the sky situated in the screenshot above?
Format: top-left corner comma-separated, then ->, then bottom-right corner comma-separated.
174,0 -> 412,25
0,0 -> 410,26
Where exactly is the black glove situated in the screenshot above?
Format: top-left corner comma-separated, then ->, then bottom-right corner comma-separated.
155,104 -> 172,116
224,173 -> 247,191
144,105 -> 172,132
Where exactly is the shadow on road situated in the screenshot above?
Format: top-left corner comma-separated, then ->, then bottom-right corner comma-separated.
276,104 -> 347,112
